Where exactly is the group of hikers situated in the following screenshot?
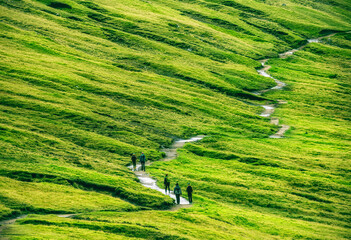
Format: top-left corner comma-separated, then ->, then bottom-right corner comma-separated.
131,153 -> 193,204
131,152 -> 146,171
164,173 -> 193,204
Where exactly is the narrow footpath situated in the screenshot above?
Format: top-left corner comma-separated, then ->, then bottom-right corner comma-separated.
255,58 -> 290,138
129,136 -> 205,208
254,34 -> 336,138
128,35 -> 329,207
0,34 -> 337,236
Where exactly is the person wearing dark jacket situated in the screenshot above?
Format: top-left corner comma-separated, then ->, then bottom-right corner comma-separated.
131,153 -> 137,171
174,183 -> 182,204
186,183 -> 193,203
139,152 -> 146,171
164,174 -> 170,194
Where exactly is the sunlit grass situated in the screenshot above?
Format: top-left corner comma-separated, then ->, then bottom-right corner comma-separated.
1,0 -> 350,238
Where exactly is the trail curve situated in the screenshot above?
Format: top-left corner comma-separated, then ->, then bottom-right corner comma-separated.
129,136 -> 205,206
0,33 -> 339,236
254,34 -> 337,138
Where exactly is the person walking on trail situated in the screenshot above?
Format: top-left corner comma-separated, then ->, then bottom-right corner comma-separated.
131,153 -> 137,171
174,183 -> 182,204
164,174 -> 170,194
186,183 -> 193,203
140,152 -> 146,171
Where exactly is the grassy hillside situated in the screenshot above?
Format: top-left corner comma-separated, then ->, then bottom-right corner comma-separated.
1,0 -> 350,239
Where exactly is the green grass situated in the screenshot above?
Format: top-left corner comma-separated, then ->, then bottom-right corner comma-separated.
0,0 -> 350,239
0,176 -> 137,214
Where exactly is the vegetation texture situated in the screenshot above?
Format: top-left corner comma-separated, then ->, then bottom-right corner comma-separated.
0,0 -> 350,239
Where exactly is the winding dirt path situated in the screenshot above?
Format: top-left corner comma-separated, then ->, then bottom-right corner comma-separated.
0,33 -> 338,236
255,59 -> 290,138
0,137 -> 205,235
254,34 -> 336,138
129,136 -> 205,207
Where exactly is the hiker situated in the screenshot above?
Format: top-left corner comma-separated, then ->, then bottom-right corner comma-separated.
164,174 -> 170,194
186,183 -> 193,203
131,153 -> 137,171
174,183 -> 182,204
140,152 -> 146,171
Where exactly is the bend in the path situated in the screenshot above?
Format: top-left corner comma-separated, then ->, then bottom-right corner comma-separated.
129,135 -> 206,207
255,33 -> 338,137
279,33 -> 337,59
270,125 -> 290,138
0,137 -> 205,234
0,33 -> 341,235
255,59 -> 290,138
259,104 -> 275,118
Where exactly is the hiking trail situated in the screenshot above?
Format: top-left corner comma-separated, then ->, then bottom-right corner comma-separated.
0,34 -> 337,236
128,34 -> 333,207
128,136 -> 205,207
254,34 -> 336,138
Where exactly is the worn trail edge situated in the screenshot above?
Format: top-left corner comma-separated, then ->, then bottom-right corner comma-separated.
0,214 -> 76,236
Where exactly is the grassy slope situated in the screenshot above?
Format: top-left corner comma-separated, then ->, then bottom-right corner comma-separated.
0,0 -> 350,239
